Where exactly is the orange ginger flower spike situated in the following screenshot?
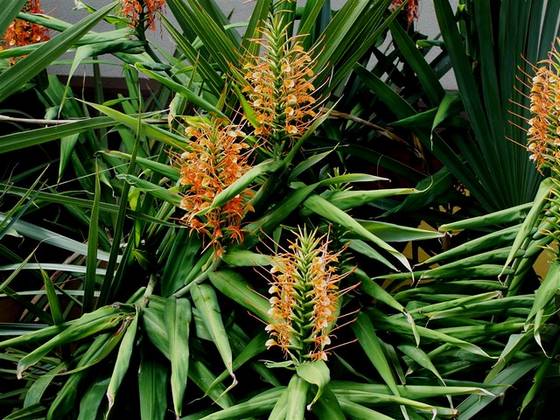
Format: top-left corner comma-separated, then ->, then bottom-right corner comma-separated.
526,40 -> 560,174
242,13 -> 320,150
266,228 -> 347,364
2,0 -> 49,52
177,119 -> 254,254
391,0 -> 419,27
121,0 -> 166,30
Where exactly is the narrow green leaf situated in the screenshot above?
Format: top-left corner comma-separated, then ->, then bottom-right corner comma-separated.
296,361 -> 330,410
191,283 -> 234,378
502,177 -> 553,274
0,2 -> 117,101
77,378 -> 110,420
138,354 -> 169,420
221,249 -> 273,267
390,20 -> 444,105
338,399 -> 394,420
353,313 -> 401,398
208,270 -> 271,322
303,195 -> 411,271
286,375 -> 309,420
166,297 -> 192,417
312,386 -> 346,420
40,269 -> 63,325
84,161 -> 101,313
136,64 -> 226,117
87,102 -> 186,148
0,117 -> 114,154
106,313 -> 139,411
202,160 -> 282,214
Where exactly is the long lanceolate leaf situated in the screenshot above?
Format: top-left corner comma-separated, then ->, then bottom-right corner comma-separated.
0,117 -> 114,154
191,284 -> 234,379
0,2 -> 117,102
83,161 -> 101,313
0,213 -> 113,262
165,298 -> 191,418
303,194 -> 411,271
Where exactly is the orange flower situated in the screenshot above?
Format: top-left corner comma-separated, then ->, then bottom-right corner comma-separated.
121,0 -> 165,30
391,0 -> 419,27
265,228 -> 345,363
526,41 -> 560,173
177,120 -> 254,254
242,15 -> 319,146
2,0 -> 49,52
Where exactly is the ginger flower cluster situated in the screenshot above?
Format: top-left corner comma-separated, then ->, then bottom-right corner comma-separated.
121,0 -> 165,30
527,45 -> 560,173
391,0 -> 419,26
178,120 -> 254,255
242,16 -> 318,144
2,0 -> 49,51
265,229 -> 344,363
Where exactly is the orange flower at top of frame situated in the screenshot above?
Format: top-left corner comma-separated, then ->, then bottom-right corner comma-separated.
121,0 -> 166,30
391,0 -> 419,27
2,0 -> 49,51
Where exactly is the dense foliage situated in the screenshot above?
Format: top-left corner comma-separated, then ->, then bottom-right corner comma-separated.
0,1 -> 558,419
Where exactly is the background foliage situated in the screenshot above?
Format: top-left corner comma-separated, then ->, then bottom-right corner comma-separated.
0,1 -> 559,419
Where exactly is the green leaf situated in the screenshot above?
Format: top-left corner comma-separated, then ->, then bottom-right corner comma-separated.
338,399 -> 394,420
138,354 -> 169,420
303,195 -> 411,271
101,150 -> 180,181
268,387 -> 289,420
198,387 -> 282,419
312,386 -> 346,420
456,360 -> 539,420
241,0 -> 272,55
106,313 -> 139,411
430,92 -> 462,141
40,269 -> 63,325
439,202 -> 532,232
0,213 -> 113,261
0,2 -> 117,102
83,161 -> 101,313
327,187 -> 416,211
0,117 -> 114,154
118,174 -> 182,205
390,20 -> 444,106
201,160 -> 282,214
296,361 -> 330,410
501,177 -> 553,274
359,220 -> 442,242
24,362 -> 66,408
527,261 -> 560,327
398,344 -> 445,385
353,313 -> 401,399
286,374 -> 309,420
135,64 -> 226,117
165,297 -> 192,417
207,332 -> 268,393
208,270 -> 271,323
78,378 -> 110,420
87,102 -> 186,148
191,284 -> 234,378
16,307 -> 131,378
221,249 -> 273,267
